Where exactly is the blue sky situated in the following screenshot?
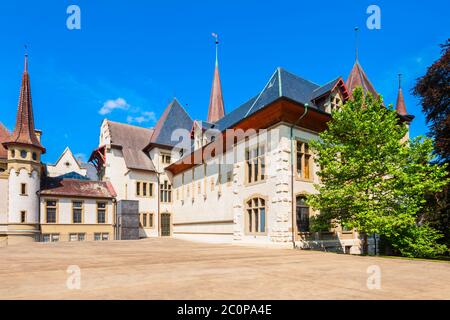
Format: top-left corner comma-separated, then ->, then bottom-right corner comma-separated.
0,0 -> 448,163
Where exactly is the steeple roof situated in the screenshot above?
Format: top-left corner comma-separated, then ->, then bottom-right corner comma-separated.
396,87 -> 408,116
207,37 -> 225,123
3,55 -> 45,153
395,74 -> 408,116
346,61 -> 378,98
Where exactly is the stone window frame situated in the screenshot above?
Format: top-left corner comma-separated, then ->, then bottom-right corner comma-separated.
20,183 -> 27,196
45,199 -> 58,224
295,140 -> 313,182
140,212 -> 155,229
245,143 -> 267,186
71,200 -> 84,224
244,195 -> 268,236
96,201 -> 108,224
135,181 -> 154,198
160,180 -> 172,203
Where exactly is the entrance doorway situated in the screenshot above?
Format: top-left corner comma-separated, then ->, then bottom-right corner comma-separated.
161,213 -> 171,236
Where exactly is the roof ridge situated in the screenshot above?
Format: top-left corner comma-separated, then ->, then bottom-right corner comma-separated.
106,119 -> 154,131
278,67 -> 321,87
312,77 -> 341,93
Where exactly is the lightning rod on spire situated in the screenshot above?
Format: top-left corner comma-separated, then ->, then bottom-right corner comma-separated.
354,27 -> 359,62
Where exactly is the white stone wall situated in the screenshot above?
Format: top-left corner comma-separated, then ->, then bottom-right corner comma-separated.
39,197 -> 113,224
104,147 -> 159,237
0,178 -> 8,231
8,168 -> 40,224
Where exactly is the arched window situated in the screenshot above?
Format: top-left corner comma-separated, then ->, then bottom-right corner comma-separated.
245,197 -> 266,235
296,195 -> 310,233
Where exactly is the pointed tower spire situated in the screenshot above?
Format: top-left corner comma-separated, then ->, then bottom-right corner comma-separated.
354,27 -> 359,62
396,73 -> 408,116
207,33 -> 225,123
3,52 -> 45,153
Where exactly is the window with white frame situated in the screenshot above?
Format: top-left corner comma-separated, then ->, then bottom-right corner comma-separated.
97,202 -> 107,223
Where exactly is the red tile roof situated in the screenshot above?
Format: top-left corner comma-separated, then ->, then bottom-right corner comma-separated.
0,123 -> 10,159
3,55 -> 45,153
346,61 -> 378,98
40,178 -> 117,199
396,87 -> 408,116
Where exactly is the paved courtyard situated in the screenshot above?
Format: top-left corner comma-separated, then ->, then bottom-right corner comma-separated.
0,238 -> 449,300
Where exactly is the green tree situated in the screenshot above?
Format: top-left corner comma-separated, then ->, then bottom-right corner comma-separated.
413,39 -> 450,245
307,87 -> 449,258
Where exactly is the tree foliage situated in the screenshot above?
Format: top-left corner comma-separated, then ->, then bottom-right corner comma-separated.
307,87 -> 449,258
413,39 -> 450,164
413,39 -> 450,246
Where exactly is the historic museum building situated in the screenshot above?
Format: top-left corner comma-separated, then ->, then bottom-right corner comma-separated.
0,47 -> 413,253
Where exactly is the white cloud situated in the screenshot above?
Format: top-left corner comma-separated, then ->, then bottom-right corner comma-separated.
126,111 -> 157,124
99,97 -> 129,115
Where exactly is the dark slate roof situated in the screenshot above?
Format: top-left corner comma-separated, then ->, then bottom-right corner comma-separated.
212,68 -> 338,131
40,177 -> 117,199
148,98 -> 193,148
54,171 -> 90,180
311,77 -> 341,100
107,120 -> 156,171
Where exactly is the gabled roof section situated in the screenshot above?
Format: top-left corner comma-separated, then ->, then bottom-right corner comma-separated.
213,67 -> 340,131
3,55 -> 45,153
146,98 -> 193,149
0,123 -> 10,159
106,120 -> 156,171
51,147 -> 83,169
346,61 -> 378,98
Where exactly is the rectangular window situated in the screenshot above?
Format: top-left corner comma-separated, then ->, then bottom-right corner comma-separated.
142,213 -> 147,227
97,202 -> 107,223
245,144 -> 266,184
20,211 -> 26,223
149,213 -> 154,228
160,180 -> 172,203
136,182 -> 141,196
143,183 -> 147,196
72,201 -> 83,224
94,233 -> 109,241
51,234 -> 59,242
161,154 -> 171,164
46,200 -> 57,223
20,183 -> 27,195
136,181 -> 153,197
296,141 -> 312,180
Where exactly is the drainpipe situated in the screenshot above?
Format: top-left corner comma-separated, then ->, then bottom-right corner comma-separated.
290,103 -> 309,249
157,171 -> 161,237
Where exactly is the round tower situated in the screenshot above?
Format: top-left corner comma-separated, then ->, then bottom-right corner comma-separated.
2,54 -> 45,244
